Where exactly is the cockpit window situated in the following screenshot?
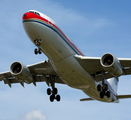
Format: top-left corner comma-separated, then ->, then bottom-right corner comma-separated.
29,11 -> 40,16
29,11 -> 34,13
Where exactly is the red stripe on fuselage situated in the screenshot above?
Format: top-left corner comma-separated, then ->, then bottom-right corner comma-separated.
23,12 -> 48,23
23,12 -> 84,56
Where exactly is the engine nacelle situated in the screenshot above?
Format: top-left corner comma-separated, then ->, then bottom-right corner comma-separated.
10,62 -> 33,84
100,53 -> 123,76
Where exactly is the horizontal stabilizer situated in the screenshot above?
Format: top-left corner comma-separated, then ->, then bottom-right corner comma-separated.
117,95 -> 131,99
80,95 -> 131,102
80,98 -> 94,101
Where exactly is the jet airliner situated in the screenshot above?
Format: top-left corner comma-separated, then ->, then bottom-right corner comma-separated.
1,10 -> 131,103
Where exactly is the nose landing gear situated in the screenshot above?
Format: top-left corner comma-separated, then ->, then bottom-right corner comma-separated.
34,48 -> 42,54
34,39 -> 42,55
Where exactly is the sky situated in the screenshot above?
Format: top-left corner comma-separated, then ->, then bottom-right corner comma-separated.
0,0 -> 131,120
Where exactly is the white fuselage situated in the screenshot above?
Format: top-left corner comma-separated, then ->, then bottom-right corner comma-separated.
23,10 -> 113,102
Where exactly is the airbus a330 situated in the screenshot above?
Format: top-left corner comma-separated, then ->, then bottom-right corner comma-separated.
1,10 -> 131,103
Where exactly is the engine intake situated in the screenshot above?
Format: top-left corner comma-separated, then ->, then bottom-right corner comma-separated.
102,55 -> 113,66
10,62 -> 33,84
11,62 -> 22,74
100,53 -> 123,76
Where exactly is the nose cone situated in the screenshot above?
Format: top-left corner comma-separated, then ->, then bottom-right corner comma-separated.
22,12 -> 30,21
22,12 -> 35,21
23,13 -> 27,20
23,12 -> 40,20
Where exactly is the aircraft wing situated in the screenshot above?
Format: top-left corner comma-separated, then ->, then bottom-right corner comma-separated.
0,60 -> 65,87
118,58 -> 131,75
74,55 -> 131,81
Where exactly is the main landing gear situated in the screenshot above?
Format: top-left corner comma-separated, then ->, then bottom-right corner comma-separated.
47,88 -> 60,102
47,76 -> 61,102
34,39 -> 42,55
97,82 -> 110,99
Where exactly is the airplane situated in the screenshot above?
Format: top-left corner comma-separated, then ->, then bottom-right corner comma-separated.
0,10 -> 131,103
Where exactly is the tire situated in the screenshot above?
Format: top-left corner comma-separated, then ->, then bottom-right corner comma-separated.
97,84 -> 101,91
54,88 -> 58,94
47,88 -> 51,95
107,91 -> 110,98
50,95 -> 54,102
39,49 -> 42,54
34,49 -> 38,54
56,94 -> 60,102
100,91 -> 104,99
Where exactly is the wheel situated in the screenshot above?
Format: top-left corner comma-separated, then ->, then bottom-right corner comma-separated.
38,49 -> 42,54
54,88 -> 58,94
39,50 -> 42,54
34,49 -> 38,54
107,91 -> 110,98
50,95 -> 55,102
100,91 -> 104,98
56,94 -> 60,102
97,84 -> 101,91
47,88 -> 51,95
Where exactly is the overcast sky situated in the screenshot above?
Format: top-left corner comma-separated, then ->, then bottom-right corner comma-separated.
0,0 -> 131,120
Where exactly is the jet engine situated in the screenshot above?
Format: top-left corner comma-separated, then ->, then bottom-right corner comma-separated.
100,53 -> 123,76
10,62 -> 33,84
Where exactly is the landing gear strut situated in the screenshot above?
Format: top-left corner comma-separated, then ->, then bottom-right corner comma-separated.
47,76 -> 61,102
34,39 -> 42,55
